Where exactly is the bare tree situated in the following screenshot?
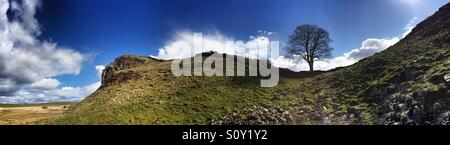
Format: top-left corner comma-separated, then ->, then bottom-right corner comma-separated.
286,24 -> 333,71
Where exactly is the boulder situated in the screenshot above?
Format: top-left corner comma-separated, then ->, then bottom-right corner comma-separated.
445,73 -> 450,82
403,67 -> 427,81
444,73 -> 450,87
101,55 -> 148,84
429,74 -> 445,84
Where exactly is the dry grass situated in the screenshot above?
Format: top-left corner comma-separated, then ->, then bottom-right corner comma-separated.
0,104 -> 72,125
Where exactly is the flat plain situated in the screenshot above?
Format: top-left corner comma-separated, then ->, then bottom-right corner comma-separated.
0,103 -> 74,125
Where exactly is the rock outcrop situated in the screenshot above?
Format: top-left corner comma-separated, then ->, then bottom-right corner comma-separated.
101,55 -> 160,84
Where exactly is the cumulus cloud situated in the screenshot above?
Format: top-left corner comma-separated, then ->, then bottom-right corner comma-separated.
0,82 -> 100,104
46,82 -> 101,100
31,78 -> 60,90
0,0 -> 85,95
344,38 -> 400,60
0,66 -> 102,104
0,0 -> 98,104
154,30 -> 274,60
341,17 -> 418,62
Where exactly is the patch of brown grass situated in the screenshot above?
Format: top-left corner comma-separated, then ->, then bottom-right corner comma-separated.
0,105 -> 70,125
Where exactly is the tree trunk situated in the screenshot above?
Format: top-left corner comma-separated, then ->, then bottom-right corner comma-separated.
308,61 -> 314,72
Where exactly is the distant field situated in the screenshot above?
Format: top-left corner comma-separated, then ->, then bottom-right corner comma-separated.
0,102 -> 76,125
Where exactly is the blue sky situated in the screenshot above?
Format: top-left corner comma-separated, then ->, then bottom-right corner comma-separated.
37,0 -> 448,86
0,0 -> 448,103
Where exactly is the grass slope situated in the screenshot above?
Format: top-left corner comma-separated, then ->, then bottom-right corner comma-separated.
44,3 -> 450,125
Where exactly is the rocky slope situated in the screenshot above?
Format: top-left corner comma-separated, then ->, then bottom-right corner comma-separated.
45,3 -> 449,125
314,3 -> 450,125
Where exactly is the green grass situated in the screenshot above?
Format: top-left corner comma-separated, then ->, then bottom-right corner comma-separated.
43,5 -> 450,125
43,36 -> 449,125
43,55 -> 322,124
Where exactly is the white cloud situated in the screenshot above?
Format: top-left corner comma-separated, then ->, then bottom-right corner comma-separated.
0,66 -> 102,104
343,38 -> 400,61
0,0 -> 85,95
0,83 -> 98,103
154,30 -> 274,60
48,82 -> 101,99
343,17 -> 418,62
95,65 -> 105,78
270,55 -> 356,71
0,0 -> 103,104
31,78 -> 60,90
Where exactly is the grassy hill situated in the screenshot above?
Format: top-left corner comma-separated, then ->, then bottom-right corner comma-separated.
44,3 -> 449,125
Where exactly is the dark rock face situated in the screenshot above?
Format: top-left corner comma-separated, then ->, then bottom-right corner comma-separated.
370,69 -> 449,125
404,67 -> 427,81
368,83 -> 409,103
101,66 -> 114,84
374,82 -> 450,125
101,55 -> 148,84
